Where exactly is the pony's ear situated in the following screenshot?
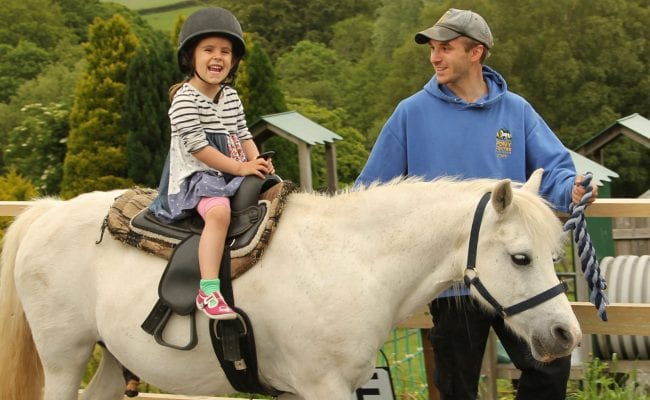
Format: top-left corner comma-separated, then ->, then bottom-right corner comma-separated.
522,168 -> 544,194
491,179 -> 513,214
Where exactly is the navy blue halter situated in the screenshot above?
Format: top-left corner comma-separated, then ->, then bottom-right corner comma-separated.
463,192 -> 568,318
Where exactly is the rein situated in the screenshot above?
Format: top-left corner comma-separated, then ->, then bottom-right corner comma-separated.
563,172 -> 608,321
463,192 -> 568,318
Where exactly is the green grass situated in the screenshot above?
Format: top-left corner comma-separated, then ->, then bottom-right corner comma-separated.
141,5 -> 202,32
378,329 -> 429,398
103,0 -> 184,11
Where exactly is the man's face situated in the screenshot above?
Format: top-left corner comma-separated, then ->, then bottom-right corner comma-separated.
428,37 -> 476,86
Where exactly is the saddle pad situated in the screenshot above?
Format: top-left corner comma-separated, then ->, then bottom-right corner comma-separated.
105,182 -> 296,278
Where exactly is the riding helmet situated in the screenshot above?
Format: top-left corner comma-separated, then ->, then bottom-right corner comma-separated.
177,7 -> 246,76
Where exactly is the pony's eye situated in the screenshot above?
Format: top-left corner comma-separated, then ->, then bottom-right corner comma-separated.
511,254 -> 530,266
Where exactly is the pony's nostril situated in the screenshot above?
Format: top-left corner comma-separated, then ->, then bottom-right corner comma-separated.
552,324 -> 573,347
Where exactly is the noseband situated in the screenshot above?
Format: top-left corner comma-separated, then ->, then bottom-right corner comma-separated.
463,192 -> 568,318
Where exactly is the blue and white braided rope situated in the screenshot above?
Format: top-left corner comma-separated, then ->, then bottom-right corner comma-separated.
563,172 -> 609,321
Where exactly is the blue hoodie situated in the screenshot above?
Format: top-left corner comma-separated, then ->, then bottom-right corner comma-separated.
356,66 -> 576,213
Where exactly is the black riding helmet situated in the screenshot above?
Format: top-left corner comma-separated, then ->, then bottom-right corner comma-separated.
177,7 -> 246,80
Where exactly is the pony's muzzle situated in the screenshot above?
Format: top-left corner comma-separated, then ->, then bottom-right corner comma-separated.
531,323 -> 582,361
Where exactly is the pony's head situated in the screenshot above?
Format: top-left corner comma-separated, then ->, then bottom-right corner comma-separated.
467,169 -> 581,362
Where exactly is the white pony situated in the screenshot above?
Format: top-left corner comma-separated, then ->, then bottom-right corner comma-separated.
0,169 -> 581,400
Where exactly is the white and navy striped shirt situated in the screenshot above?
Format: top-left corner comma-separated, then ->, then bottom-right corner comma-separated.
167,83 -> 251,194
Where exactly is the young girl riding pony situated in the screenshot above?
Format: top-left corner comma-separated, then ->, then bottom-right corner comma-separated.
150,7 -> 274,320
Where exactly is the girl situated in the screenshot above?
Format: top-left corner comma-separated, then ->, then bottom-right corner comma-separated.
150,7 -> 273,319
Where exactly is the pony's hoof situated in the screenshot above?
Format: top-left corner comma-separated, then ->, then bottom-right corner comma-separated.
125,379 -> 139,397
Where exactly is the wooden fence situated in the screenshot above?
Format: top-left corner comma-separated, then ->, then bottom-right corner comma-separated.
3,198 -> 650,400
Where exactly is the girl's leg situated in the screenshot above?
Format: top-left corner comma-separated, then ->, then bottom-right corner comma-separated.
195,197 -> 237,320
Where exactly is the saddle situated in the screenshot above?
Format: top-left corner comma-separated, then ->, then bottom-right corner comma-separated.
101,175 -> 293,397
102,175 -> 295,335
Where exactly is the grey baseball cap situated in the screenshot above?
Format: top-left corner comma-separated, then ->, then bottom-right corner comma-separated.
415,8 -> 493,49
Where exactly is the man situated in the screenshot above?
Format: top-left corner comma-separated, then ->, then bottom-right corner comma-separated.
355,8 -> 596,400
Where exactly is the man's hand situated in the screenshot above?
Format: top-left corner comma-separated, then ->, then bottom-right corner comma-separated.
572,175 -> 598,204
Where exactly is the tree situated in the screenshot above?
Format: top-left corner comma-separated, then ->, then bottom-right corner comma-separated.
124,32 -> 177,188
0,167 -> 38,201
232,0 -> 377,59
276,40 -> 344,110
4,103 -> 69,194
60,14 -> 138,198
238,41 -> 287,124
0,40 -> 83,178
0,41 -> 50,102
52,0 -> 110,43
0,0 -> 69,49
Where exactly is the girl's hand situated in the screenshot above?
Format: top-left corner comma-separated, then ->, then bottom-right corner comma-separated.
237,158 -> 270,179
267,158 -> 275,175
257,151 -> 275,175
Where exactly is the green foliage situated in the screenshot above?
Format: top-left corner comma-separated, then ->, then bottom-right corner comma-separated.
0,41 -> 51,102
603,137 -> 650,198
238,41 -> 287,125
0,0 -> 70,49
4,103 -> 69,194
0,41 -> 83,174
330,15 -> 375,63
2,0 -> 649,198
53,0 -> 110,43
568,355 -> 648,399
231,0 -> 377,59
124,34 -> 177,187
61,14 -> 139,198
0,168 -> 38,243
0,168 -> 38,201
276,40 -> 344,110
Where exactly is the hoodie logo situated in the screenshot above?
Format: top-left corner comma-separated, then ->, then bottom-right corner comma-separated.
495,128 -> 512,158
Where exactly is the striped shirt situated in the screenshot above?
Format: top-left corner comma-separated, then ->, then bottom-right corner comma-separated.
167,83 -> 252,194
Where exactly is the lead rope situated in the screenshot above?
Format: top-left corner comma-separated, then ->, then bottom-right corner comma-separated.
563,172 -> 609,321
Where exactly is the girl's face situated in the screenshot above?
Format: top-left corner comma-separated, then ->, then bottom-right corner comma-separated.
190,35 -> 235,90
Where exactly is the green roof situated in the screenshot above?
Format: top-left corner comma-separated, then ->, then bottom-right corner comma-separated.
577,113 -> 650,151
251,111 -> 343,145
602,113 -> 650,140
569,149 -> 618,186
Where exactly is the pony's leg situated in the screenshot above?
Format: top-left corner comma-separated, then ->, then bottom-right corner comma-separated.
79,346 -> 127,400
36,341 -> 95,400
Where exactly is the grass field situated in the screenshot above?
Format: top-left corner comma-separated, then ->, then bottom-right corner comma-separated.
105,0 -> 182,11
102,0 -> 236,32
141,5 -> 202,32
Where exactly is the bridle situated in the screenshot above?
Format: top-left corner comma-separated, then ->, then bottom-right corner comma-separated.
463,192 -> 568,318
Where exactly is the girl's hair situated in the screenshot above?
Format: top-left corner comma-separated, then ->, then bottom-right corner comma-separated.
169,79 -> 190,101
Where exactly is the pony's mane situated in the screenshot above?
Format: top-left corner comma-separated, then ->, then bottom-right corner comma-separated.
347,175 -> 506,195
331,176 -> 565,252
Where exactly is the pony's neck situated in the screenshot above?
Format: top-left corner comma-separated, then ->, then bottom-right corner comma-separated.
343,180 -> 483,325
